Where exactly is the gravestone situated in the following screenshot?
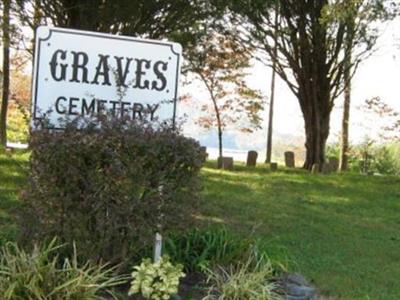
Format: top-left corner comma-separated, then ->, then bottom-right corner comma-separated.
321,163 -> 331,174
270,162 -> 278,171
311,164 -> 320,174
200,146 -> 208,162
284,151 -> 295,168
217,157 -> 234,170
246,151 -> 258,167
328,157 -> 339,172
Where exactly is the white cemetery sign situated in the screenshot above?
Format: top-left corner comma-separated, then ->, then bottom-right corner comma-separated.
31,26 -> 182,129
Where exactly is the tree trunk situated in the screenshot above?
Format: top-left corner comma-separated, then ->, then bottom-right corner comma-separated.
212,97 -> 223,161
340,70 -> 351,171
217,121 -> 223,159
339,20 -> 354,172
300,73 -> 331,171
265,4 -> 278,164
303,111 -> 330,171
0,0 -> 11,146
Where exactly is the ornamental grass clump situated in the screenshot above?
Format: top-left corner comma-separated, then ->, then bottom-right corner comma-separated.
129,256 -> 185,300
205,249 -> 282,300
165,226 -> 255,273
0,238 -> 126,300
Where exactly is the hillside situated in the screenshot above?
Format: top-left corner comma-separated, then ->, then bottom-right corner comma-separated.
1,151 -> 400,299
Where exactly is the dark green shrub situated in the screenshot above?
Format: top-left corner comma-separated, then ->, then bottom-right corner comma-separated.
164,226 -> 256,273
0,238 -> 126,299
19,117 -> 205,265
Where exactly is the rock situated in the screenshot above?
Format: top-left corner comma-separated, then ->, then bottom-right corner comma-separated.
286,284 -> 317,298
279,272 -> 318,300
285,273 -> 309,286
217,156 -> 234,170
284,151 -> 295,168
270,162 -> 278,171
246,150 -> 258,167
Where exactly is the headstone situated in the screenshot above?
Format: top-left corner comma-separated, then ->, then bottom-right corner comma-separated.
246,151 -> 258,167
284,151 -> 295,168
321,163 -> 331,174
270,162 -> 278,171
217,156 -> 234,170
200,146 -> 208,162
328,157 -> 339,172
311,163 -> 319,174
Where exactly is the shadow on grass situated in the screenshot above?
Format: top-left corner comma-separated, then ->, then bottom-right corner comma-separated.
200,160 -> 400,299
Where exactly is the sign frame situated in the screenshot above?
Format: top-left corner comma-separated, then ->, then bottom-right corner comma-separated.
31,26 -> 182,129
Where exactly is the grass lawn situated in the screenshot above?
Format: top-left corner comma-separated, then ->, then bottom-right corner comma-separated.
200,161 -> 400,300
0,149 -> 28,245
1,150 -> 399,299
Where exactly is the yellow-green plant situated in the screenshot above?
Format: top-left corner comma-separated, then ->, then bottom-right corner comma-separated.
129,256 -> 185,300
0,238 -> 126,299
205,250 -> 282,300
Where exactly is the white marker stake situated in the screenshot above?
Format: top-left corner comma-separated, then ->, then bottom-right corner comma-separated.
154,232 -> 162,263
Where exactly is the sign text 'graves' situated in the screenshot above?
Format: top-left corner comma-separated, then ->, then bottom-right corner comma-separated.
32,26 -> 182,129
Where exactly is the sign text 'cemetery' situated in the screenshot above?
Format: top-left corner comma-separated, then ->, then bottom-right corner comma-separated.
32,26 -> 182,128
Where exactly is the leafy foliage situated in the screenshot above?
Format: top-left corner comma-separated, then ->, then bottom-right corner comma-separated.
327,139 -> 400,175
229,0 -> 398,169
204,249 -> 282,300
165,226 -> 256,273
0,238 -> 126,300
7,102 -> 29,143
19,117 -> 205,265
185,31 -> 264,157
15,0 -> 223,50
361,96 -> 400,141
129,256 -> 185,300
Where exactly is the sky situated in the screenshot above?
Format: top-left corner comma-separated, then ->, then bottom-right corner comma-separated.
179,18 -> 400,152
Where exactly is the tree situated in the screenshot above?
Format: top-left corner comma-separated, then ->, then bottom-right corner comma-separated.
0,0 -> 11,146
361,97 -> 400,141
231,0 -> 394,170
265,2 -> 279,163
185,32 -> 264,161
337,0 -> 398,171
15,0 -> 219,49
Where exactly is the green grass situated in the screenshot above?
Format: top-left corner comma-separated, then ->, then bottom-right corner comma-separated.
1,151 -> 400,299
200,161 -> 400,300
0,148 -> 28,245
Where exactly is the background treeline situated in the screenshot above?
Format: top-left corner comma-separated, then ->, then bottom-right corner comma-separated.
1,0 -> 399,173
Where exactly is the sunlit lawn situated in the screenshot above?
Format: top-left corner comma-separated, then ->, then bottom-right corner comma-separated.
1,151 -> 400,299
199,161 -> 400,300
0,149 -> 28,245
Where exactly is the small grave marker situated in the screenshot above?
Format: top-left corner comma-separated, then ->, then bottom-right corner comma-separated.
284,151 -> 295,168
217,157 -> 234,170
246,151 -> 258,167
